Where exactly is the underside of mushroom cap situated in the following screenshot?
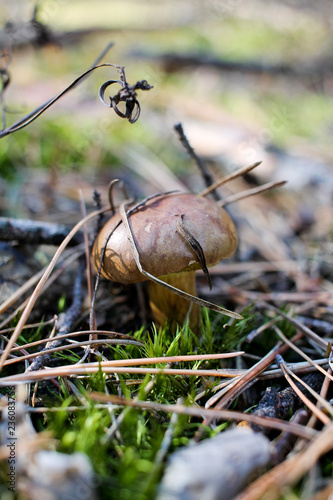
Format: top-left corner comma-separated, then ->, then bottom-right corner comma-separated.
92,192 -> 238,284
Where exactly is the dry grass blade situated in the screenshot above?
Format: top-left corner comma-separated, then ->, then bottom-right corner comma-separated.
261,302 -> 330,351
0,318 -> 56,337
199,161 -> 262,197
2,338 -> 144,366
0,56 -> 126,137
119,201 -> 243,320
195,379 -> 234,403
0,366 -> 247,385
304,368 -> 333,434
220,180 -> 287,207
201,333 -> 304,429
88,392 -> 317,440
6,329 -> 140,352
107,178 -> 120,215
259,358 -> 330,380
3,349 -> 243,367
203,343 -> 283,415
234,423 -> 333,500
0,351 -> 244,383
205,376 -> 242,408
274,326 -> 333,383
0,207 -> 108,372
277,357 -> 332,423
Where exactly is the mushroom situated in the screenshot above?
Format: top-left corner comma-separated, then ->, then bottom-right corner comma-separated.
92,192 -> 241,329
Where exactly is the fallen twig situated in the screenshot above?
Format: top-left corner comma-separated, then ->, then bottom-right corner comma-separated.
26,257 -> 85,372
0,216 -> 83,246
174,122 -> 218,199
0,206 -> 108,371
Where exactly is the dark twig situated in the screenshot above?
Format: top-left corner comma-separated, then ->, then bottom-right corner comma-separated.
0,52 -> 11,132
98,70 -> 153,123
296,316 -> 333,336
0,62 -> 113,137
272,409 -> 309,463
0,42 -> 151,137
0,5 -> 113,51
174,123 -> 219,200
26,257 -> 86,372
0,39 -> 112,137
92,189 -> 105,241
1,6 -> 58,50
0,217 -> 83,246
258,301 -> 330,351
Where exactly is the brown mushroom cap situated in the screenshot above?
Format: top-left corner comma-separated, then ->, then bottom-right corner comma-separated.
92,193 -> 237,284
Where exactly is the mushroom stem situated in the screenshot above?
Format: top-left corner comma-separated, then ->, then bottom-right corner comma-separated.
148,272 -> 200,329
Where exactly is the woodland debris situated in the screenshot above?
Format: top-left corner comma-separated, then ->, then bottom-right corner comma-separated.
0,216 -> 83,246
26,257 -> 85,372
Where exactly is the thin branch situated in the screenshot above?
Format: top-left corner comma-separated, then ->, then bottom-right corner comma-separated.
0,247 -> 84,328
0,207 -> 109,372
3,329 -> 140,352
3,338 -> 144,366
0,42 -> 152,137
174,122 -> 218,199
26,256 -> 86,372
0,63 -> 118,137
0,216 -> 83,246
0,366 -> 245,386
259,301 -> 330,351
273,326 -> 333,383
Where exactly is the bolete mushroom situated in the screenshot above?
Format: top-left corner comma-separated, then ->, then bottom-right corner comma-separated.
92,192 -> 241,328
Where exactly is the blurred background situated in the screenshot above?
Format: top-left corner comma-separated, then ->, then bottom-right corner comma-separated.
0,0 -> 332,320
